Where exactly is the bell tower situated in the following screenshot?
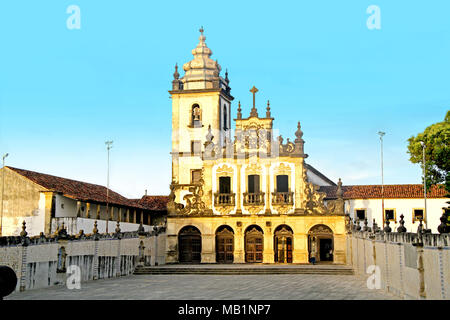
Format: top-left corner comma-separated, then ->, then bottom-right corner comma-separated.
170,28 -> 234,185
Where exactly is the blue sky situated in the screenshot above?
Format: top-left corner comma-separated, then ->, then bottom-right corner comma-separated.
0,1 -> 449,198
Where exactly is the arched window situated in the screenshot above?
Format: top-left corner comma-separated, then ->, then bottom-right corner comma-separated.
192,104 -> 201,127
223,105 -> 228,131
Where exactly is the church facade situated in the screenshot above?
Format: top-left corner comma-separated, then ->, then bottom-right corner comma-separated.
165,29 -> 349,264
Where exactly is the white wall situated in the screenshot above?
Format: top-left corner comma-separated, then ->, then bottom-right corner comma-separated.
346,198 -> 448,233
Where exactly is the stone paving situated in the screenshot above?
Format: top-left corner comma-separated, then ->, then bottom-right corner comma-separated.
6,273 -> 399,300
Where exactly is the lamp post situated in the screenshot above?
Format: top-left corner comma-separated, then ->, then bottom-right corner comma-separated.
420,141 -> 428,229
1,153 -> 9,237
105,141 -> 113,233
378,132 -> 385,228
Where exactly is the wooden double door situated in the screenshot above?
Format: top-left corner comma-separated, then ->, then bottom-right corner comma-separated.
245,227 -> 264,263
179,227 -> 201,263
216,228 -> 234,263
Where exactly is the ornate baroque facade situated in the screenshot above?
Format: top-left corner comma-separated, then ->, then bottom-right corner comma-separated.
165,29 -> 348,264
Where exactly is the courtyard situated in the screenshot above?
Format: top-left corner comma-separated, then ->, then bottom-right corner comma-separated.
6,273 -> 399,300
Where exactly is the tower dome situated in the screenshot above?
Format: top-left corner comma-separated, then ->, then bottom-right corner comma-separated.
181,27 -> 222,90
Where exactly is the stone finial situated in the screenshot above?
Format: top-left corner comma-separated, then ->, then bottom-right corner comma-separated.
137,222 -> 146,235
397,214 -> 407,233
205,124 -> 214,144
295,121 -> 304,141
237,101 -> 242,119
373,219 -> 379,233
93,220 -> 98,234
266,100 -> 271,118
438,212 -> 449,234
173,63 -> 179,80
20,221 -> 27,237
363,218 -> 369,232
384,220 -> 392,233
336,178 -> 343,198
225,69 -> 229,84
115,221 -> 121,233
57,222 -> 68,239
356,219 -> 362,231
417,217 -> 424,235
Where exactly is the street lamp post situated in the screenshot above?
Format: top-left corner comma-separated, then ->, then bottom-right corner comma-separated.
378,132 -> 385,228
1,153 -> 9,237
105,141 -> 113,234
420,141 -> 428,229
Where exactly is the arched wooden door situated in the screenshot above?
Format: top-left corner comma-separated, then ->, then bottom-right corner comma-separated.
245,226 -> 264,263
274,225 -> 293,263
308,224 -> 333,263
178,226 -> 201,263
216,226 -> 234,263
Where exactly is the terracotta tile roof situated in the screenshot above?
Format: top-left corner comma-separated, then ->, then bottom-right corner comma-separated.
7,166 -> 144,209
319,184 -> 448,200
137,195 -> 169,211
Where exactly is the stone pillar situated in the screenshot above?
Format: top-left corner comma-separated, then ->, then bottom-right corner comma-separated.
126,209 -> 130,222
133,210 -> 137,223
234,222 -> 245,263
235,164 -> 242,214
293,233 -> 308,263
76,201 -> 81,217
111,207 -> 115,221
201,233 -> 215,263
264,164 -> 271,214
333,234 -> 347,264
118,208 -> 122,222
44,192 -> 53,235
165,234 -> 178,264
140,210 -> 144,224
263,222 -> 274,263
86,202 -> 90,218
96,204 -> 101,219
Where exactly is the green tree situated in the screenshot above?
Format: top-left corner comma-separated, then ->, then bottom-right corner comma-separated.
407,110 -> 450,194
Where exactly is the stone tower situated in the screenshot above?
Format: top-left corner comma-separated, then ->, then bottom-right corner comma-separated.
170,28 -> 233,186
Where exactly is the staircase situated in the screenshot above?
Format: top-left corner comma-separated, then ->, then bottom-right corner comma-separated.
134,264 -> 354,275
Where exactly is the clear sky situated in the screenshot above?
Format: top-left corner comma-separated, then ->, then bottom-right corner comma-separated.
0,1 -> 449,198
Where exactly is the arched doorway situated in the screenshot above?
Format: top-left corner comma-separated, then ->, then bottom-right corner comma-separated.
216,225 -> 234,263
245,225 -> 264,263
308,224 -> 334,263
178,226 -> 201,263
274,225 -> 293,263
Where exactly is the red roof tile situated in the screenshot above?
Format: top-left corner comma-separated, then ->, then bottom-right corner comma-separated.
137,195 -> 169,211
319,184 -> 448,199
7,166 -> 144,209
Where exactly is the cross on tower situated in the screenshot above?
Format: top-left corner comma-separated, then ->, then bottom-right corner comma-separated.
199,26 -> 204,35
250,86 -> 258,108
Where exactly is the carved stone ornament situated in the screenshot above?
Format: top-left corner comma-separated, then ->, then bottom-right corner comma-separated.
301,167 -> 330,215
167,169 -> 208,216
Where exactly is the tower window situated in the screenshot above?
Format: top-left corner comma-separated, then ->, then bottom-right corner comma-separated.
223,105 -> 228,131
191,169 -> 202,184
192,104 -> 201,127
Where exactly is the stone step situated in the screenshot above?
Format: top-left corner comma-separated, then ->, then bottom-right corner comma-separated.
134,265 -> 354,275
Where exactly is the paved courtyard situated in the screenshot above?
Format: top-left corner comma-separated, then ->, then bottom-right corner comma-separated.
6,274 -> 399,300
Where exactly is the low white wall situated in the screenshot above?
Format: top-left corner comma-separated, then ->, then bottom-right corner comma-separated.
348,231 -> 450,300
0,230 -> 167,292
